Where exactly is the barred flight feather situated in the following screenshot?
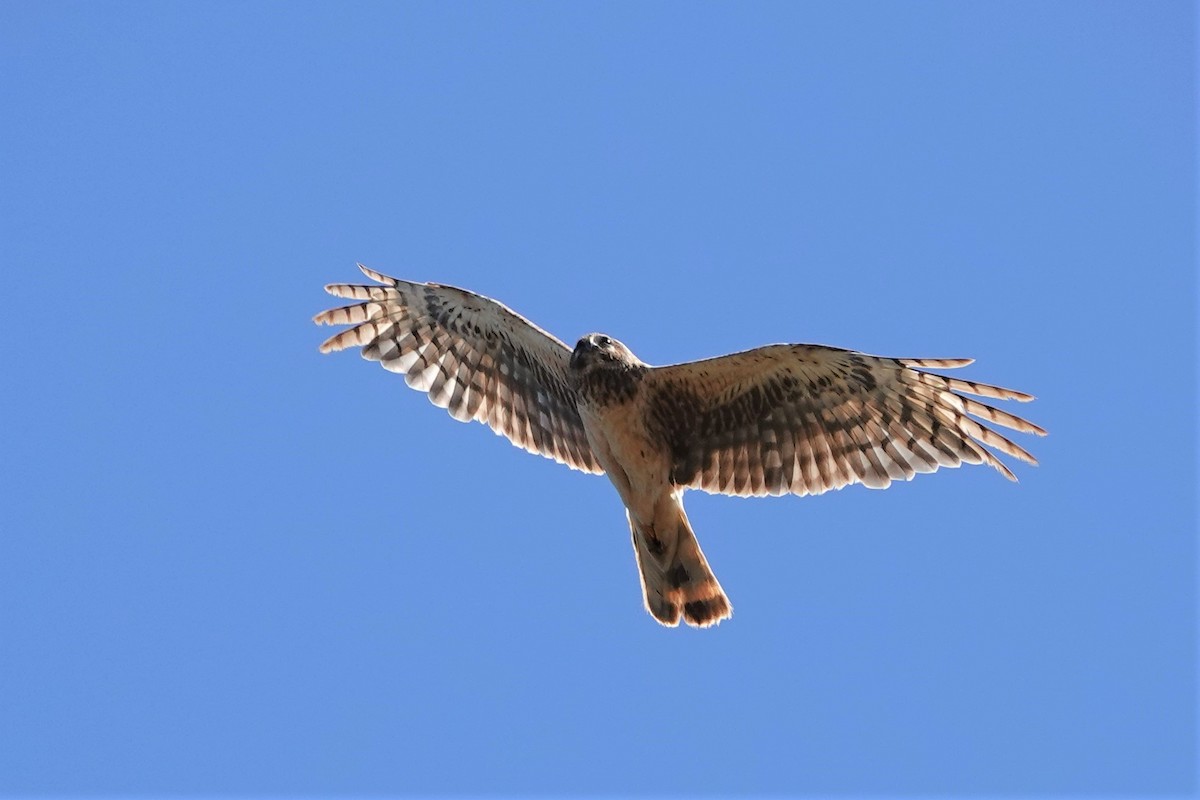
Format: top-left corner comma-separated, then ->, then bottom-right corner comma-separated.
314,264 -> 604,475
647,344 -> 1046,498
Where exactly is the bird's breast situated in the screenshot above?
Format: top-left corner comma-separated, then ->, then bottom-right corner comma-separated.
577,384 -> 671,518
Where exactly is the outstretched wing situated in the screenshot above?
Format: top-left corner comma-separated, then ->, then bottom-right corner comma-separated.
314,265 -> 603,474
645,344 -> 1045,497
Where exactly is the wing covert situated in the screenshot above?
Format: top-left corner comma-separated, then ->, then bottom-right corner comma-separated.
314,265 -> 603,474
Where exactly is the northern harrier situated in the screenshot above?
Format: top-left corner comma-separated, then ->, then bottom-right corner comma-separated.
314,265 -> 1045,628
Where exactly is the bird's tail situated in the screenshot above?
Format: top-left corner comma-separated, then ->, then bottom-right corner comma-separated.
628,496 -> 732,628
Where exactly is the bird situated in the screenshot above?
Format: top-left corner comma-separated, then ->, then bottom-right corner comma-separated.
313,264 -> 1045,628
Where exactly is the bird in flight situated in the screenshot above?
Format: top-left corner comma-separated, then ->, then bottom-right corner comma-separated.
314,265 -> 1045,628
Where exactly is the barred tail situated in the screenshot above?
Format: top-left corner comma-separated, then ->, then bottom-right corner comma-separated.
628,497 -> 732,628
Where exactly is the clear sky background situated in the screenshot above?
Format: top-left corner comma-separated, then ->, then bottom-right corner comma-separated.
1,1 -> 1195,796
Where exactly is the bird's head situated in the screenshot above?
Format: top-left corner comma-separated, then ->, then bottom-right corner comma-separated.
570,333 -> 638,372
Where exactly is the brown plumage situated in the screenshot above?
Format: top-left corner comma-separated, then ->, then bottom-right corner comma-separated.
315,265 -> 1046,628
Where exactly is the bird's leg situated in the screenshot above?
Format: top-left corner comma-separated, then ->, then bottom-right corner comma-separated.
625,507 -> 679,569
637,521 -> 679,568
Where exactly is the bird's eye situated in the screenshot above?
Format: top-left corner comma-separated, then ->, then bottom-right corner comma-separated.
598,335 -> 611,346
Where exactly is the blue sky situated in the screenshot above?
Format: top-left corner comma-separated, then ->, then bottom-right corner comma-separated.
0,1 -> 1195,795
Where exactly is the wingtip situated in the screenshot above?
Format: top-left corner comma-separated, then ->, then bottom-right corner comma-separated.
312,308 -> 340,326
356,262 -> 392,284
317,330 -> 351,354
900,357 -> 975,369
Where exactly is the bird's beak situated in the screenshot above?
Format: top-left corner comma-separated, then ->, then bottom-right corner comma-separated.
570,336 -> 595,370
